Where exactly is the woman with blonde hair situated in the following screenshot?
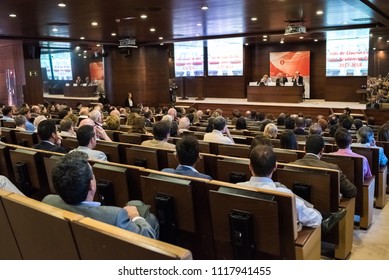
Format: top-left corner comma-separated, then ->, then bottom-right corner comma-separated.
263,123 -> 278,139
105,115 -> 121,130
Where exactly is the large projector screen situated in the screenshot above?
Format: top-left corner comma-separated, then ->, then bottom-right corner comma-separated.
207,38 -> 243,76
326,29 -> 369,77
174,41 -> 204,77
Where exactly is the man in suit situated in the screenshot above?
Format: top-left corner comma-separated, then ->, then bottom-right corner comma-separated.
292,71 -> 304,86
42,151 -> 159,239
290,135 -> 357,198
161,135 -> 212,180
275,72 -> 288,85
32,120 -> 67,153
70,125 -> 107,161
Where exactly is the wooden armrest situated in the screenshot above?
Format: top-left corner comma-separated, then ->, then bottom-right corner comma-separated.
295,226 -> 317,247
363,175 -> 375,187
339,197 -> 353,208
379,165 -> 387,173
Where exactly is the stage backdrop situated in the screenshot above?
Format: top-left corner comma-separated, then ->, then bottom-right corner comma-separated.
269,51 -> 310,98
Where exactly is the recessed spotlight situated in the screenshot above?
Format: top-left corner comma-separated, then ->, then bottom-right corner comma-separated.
96,44 -> 101,47
263,35 -> 267,38
80,37 -> 85,40
52,28 -> 58,32
78,53 -> 82,56
91,22 -> 98,26
251,17 -> 257,21
83,50 -> 87,53
314,39 -> 318,42
58,3 -> 66,7
111,33 -> 116,36
83,56 -> 87,59
316,10 -> 323,15
201,5 -> 208,10
280,40 -> 284,44
263,38 -> 267,41
75,46 -> 80,50
378,37 -> 382,40
245,43 -> 249,46
160,43 -> 164,46
373,47 -> 376,50
387,40 -> 389,43
140,14 -> 147,19
299,36 -> 304,39
159,37 -> 163,40
150,28 -> 156,32
9,14 -> 16,18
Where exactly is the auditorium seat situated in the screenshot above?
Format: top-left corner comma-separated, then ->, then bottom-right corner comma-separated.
14,130 -> 39,147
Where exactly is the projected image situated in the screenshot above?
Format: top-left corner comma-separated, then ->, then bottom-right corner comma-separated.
326,29 -> 369,76
207,38 -> 243,76
174,41 -> 204,77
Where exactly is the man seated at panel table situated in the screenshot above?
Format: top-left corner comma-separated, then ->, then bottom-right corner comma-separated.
203,116 -> 235,145
161,135 -> 212,180
42,151 -> 159,239
238,145 -> 346,233
275,72 -> 288,86
259,74 -> 272,85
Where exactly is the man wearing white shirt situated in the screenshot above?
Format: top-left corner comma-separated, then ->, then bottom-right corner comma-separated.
203,116 -> 235,144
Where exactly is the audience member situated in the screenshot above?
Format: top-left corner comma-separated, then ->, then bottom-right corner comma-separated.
331,128 -> 372,179
70,125 -> 107,161
19,107 -> 36,131
237,145 -> 322,228
59,118 -> 76,137
263,123 -> 278,139
14,115 -> 27,131
352,126 -> 388,166
161,135 -> 212,180
235,117 -> 247,130
0,175 -> 24,195
294,117 -> 307,135
42,151 -> 158,239
280,130 -> 298,150
105,115 -> 121,131
32,120 -> 66,153
203,116 -> 234,144
309,123 -> 322,136
79,118 -> 112,142
141,121 -> 175,150
290,135 -> 357,198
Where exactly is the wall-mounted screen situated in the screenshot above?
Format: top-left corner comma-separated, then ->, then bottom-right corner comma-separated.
207,38 -> 243,76
174,41 -> 204,77
41,50 -> 73,80
326,29 -> 369,77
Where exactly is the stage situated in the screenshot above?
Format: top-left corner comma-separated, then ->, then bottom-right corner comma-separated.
175,97 -> 366,110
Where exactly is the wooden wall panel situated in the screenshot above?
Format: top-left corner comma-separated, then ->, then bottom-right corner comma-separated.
23,59 -> 43,105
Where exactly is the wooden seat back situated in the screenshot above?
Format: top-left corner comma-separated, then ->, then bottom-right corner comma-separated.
0,190 -> 22,259
95,140 -> 121,163
1,192 -> 82,259
217,143 -> 250,158
1,127 -> 17,144
14,131 -> 38,147
216,156 -> 251,183
71,217 -> 192,260
61,136 -> 79,152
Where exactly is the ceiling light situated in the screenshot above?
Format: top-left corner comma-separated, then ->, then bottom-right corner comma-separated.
9,14 -> 16,18
75,46 -> 80,50
80,36 -> 85,40
251,17 -> 257,21
314,39 -> 318,42
78,54 -> 81,56
83,56 -> 87,59
159,37 -> 163,40
263,35 -> 267,38
201,5 -> 208,10
280,40 -> 284,44
299,36 -> 304,39
58,3 -> 66,7
316,10 -> 323,15
140,14 -> 147,19
378,37 -> 382,40
160,43 -> 164,46
387,40 -> 389,43
52,28 -> 58,32
111,33 -> 116,36
245,43 -> 249,46
96,44 -> 101,47
263,38 -> 267,41
373,47 -> 376,50
197,23 -> 202,26
150,28 -> 156,32
83,50 -> 87,53
91,22 -> 98,26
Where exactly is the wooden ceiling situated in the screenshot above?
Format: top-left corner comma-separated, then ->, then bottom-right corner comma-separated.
0,0 -> 389,49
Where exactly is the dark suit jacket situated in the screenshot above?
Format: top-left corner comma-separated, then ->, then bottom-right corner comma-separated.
291,154 -> 357,198
32,141 -> 67,153
276,77 -> 288,85
292,75 -> 304,86
161,165 -> 212,180
124,98 -> 134,108
42,194 -> 157,239
293,127 -> 307,135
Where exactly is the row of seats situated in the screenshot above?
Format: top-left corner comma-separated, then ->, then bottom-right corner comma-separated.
0,189 -> 191,260
0,143 -> 320,260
